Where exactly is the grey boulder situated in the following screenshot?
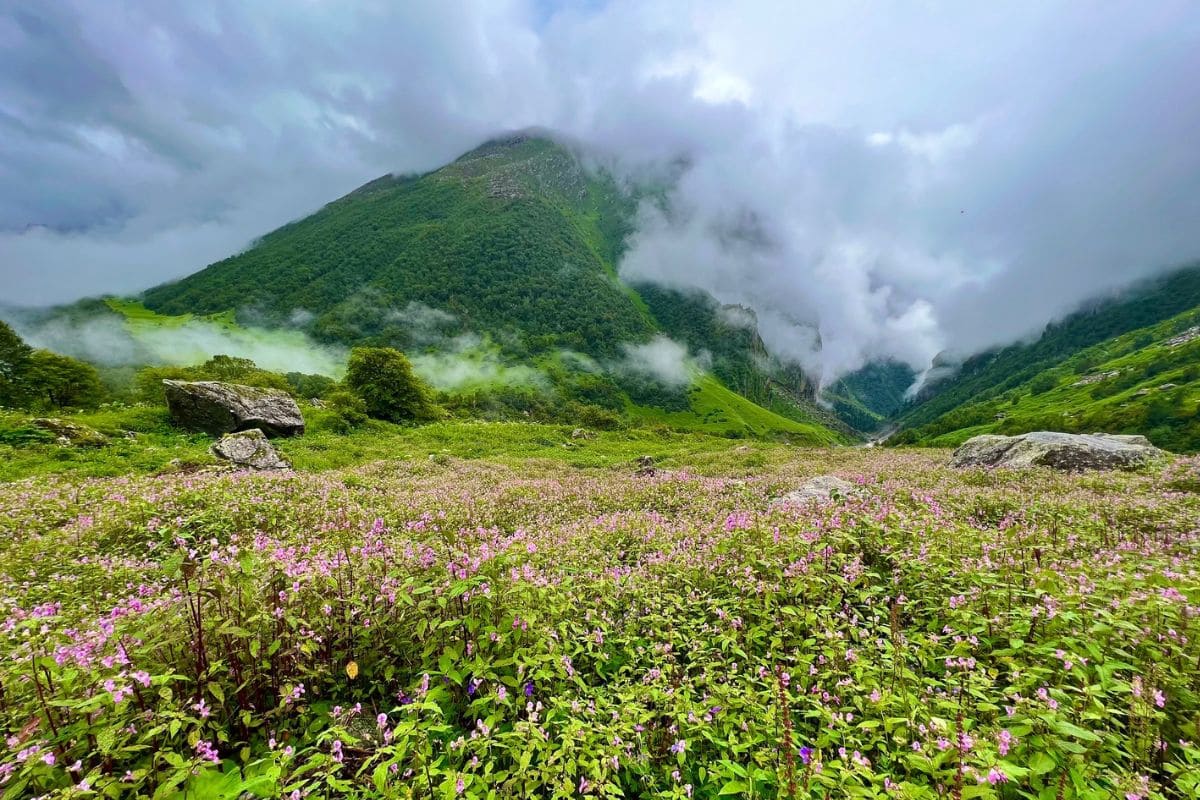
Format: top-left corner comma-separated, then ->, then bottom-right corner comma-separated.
774,475 -> 862,506
210,429 -> 291,470
949,431 -> 1164,471
164,380 -> 304,437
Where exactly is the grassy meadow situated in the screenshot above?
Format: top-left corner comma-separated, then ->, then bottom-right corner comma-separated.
0,428 -> 1197,798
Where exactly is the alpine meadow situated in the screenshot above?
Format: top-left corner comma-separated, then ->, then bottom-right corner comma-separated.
1,3 -> 1199,800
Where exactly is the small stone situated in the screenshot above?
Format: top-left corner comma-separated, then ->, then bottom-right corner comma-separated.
773,475 -> 862,506
210,429 -> 291,470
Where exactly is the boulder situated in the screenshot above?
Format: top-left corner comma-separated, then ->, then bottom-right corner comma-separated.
210,429 -> 291,470
163,380 -> 304,437
30,418 -> 109,447
774,475 -> 862,506
949,431 -> 1164,471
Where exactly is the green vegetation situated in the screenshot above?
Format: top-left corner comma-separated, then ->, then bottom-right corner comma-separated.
1,441 -> 1197,797
141,136 -> 654,359
345,347 -> 442,423
628,374 -> 845,444
0,320 -> 105,412
893,264 -> 1200,448
892,293 -> 1200,452
823,361 -> 917,433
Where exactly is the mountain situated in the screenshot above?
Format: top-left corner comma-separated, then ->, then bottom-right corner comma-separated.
144,134 -> 651,357
131,133 -> 848,442
823,361 -> 917,433
888,264 -> 1200,451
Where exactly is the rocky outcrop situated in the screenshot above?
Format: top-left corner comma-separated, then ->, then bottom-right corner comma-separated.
774,475 -> 863,506
31,418 -> 109,447
210,429 -> 291,470
950,431 -> 1164,471
163,380 -> 304,437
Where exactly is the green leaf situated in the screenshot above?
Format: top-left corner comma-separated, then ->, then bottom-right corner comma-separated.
1054,720 -> 1101,742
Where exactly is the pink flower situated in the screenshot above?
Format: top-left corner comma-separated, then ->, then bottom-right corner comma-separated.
987,768 -> 1008,785
194,740 -> 219,763
1153,690 -> 1166,708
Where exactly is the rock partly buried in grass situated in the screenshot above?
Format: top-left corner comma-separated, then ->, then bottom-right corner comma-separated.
30,418 -> 109,447
774,475 -> 862,506
210,429 -> 291,470
950,431 -> 1164,471
163,380 -> 304,437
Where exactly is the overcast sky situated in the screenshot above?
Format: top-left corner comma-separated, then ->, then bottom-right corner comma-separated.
2,1 -> 1199,382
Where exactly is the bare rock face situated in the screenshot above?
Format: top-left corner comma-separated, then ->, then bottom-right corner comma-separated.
774,475 -> 863,506
950,431 -> 1164,471
163,380 -> 304,437
210,429 -> 291,470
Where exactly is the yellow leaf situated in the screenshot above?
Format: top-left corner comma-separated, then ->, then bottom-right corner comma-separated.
345,661 -> 359,680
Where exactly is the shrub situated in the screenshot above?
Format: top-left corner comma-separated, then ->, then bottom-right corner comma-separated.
23,350 -> 106,410
344,347 -> 441,422
325,389 -> 369,431
1028,372 -> 1059,395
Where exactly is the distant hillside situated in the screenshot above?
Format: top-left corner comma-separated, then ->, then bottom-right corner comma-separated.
890,263 -> 1200,451
823,361 -> 916,433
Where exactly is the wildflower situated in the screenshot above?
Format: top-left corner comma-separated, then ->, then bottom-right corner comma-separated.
987,768 -> 1008,785
377,713 -> 388,729
670,739 -> 686,755
997,729 -> 1014,756
799,746 -> 812,764
497,685 -> 507,701
331,740 -> 343,764
455,775 -> 465,795
194,740 -> 219,763
41,752 -> 55,766
524,681 -> 534,697
1153,689 -> 1166,708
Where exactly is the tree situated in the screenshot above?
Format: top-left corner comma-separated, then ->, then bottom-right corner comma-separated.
24,350 -> 105,410
0,320 -> 32,407
344,347 -> 440,422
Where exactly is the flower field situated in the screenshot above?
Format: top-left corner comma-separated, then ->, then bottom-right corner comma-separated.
0,446 -> 1197,799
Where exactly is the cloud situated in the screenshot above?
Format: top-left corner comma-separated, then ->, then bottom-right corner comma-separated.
3,1 -> 1200,385
615,335 -> 694,388
8,310 -> 347,377
408,334 -> 546,391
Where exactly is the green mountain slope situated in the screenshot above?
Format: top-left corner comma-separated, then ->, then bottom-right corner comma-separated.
891,263 -> 1200,451
823,361 -> 916,433
132,133 -> 845,442
144,135 -> 652,357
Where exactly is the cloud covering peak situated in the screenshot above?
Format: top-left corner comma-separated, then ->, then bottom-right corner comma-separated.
3,1 -> 1200,383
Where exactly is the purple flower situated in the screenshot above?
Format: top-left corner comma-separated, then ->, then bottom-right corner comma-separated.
669,739 -> 686,755
524,681 -> 534,698
799,746 -> 812,765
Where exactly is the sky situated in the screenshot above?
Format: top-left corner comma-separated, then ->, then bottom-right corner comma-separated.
2,0 -> 1200,383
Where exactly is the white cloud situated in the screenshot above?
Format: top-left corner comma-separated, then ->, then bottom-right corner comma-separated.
2,0 -> 1199,387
